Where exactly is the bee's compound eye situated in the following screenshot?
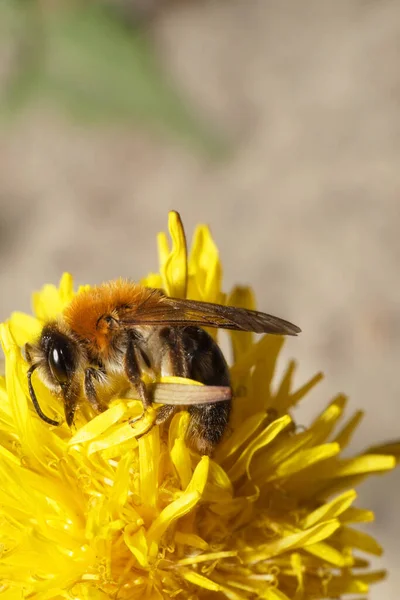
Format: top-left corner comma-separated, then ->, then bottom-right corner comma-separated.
48,346 -> 70,384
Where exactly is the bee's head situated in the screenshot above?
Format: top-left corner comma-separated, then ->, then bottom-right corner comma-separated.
25,323 -> 82,426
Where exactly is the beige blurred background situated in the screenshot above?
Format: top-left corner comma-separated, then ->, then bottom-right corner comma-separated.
1,1 -> 400,597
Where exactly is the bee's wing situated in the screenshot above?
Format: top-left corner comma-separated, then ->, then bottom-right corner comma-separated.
120,296 -> 301,336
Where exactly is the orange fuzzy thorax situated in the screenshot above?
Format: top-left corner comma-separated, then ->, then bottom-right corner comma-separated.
63,280 -> 161,352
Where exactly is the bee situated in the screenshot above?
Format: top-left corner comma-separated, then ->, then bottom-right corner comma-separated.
25,280 -> 300,454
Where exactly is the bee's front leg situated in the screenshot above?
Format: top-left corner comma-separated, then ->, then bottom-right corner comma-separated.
84,367 -> 108,413
62,379 -> 81,427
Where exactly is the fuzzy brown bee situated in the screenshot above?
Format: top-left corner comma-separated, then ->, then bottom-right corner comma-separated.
25,280 -> 300,454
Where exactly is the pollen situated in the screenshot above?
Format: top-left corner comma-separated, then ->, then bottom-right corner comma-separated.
0,210 -> 398,599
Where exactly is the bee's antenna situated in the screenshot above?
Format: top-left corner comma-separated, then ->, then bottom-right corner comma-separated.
27,364 -> 60,426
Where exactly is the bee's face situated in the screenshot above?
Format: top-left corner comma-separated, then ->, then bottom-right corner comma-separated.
26,324 -> 81,391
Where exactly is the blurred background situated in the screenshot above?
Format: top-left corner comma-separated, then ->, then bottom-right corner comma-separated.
1,1 -> 399,597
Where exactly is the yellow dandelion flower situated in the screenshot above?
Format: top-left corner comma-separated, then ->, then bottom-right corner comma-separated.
0,211 -> 398,599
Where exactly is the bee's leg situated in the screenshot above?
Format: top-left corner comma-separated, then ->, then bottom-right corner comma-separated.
62,379 -> 81,427
154,404 -> 176,426
125,334 -> 151,425
186,402 -> 231,455
84,367 -> 108,413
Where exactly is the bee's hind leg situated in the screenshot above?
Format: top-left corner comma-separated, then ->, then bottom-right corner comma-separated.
155,404 -> 176,425
187,402 -> 231,456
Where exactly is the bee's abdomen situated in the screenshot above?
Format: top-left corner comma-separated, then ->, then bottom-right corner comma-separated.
159,325 -> 230,386
181,326 -> 230,387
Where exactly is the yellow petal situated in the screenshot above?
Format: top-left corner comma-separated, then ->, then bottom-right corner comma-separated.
282,371 -> 324,412
0,324 -> 32,445
207,459 -> 233,495
308,394 -> 347,444
147,458 -> 208,550
174,531 -> 209,550
186,456 -> 209,495
264,589 -> 291,600
87,423 -> 139,456
301,490 -> 357,529
305,541 -> 353,566
320,455 -> 395,478
227,286 -> 255,362
124,525 -> 149,567
181,570 -> 221,591
230,336 -> 285,424
157,231 -> 170,272
290,553 -> 304,598
216,411 -> 266,463
356,570 -> 387,584
341,506 -> 375,524
8,312 -> 42,346
32,272 -> 74,321
232,335 -> 283,380
59,272 -> 75,306
140,272 -> 163,290
0,444 -> 20,466
68,402 -> 127,446
177,550 -> 237,566
326,577 -> 369,596
267,443 -> 340,481
146,490 -> 201,548
139,427 -> 160,509
128,406 -> 157,439
251,428 -> 315,481
228,415 -> 292,482
245,520 -> 340,562
160,211 -> 187,298
334,410 -> 364,449
336,526 -> 383,556
188,223 -> 223,303
107,450 -> 136,513
170,414 -> 192,489
367,440 -> 400,462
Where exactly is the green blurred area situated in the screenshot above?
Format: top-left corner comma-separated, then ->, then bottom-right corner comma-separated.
0,1 -> 224,155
